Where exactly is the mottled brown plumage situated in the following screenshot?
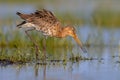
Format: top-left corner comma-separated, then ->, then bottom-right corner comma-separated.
16,9 -> 87,53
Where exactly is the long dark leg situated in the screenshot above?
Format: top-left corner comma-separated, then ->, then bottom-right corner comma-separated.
43,37 -> 46,59
25,29 -> 39,60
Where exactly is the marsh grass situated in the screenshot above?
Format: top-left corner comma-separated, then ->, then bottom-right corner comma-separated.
0,29 -> 74,63
90,9 -> 120,27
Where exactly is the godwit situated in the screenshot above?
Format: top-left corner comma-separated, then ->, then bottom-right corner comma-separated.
16,9 -> 87,55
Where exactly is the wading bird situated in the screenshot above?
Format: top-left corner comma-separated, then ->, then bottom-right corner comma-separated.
16,9 -> 87,58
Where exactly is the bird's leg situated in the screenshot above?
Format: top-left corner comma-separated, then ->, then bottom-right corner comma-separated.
25,28 -> 39,60
42,36 -> 47,59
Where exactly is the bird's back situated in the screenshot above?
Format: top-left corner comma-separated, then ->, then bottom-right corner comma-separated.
17,9 -> 61,36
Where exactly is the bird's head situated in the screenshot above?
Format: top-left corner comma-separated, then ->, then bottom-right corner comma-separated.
62,26 -> 87,53
62,26 -> 76,37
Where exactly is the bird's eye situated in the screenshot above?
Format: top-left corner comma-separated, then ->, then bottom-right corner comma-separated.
72,27 -> 75,31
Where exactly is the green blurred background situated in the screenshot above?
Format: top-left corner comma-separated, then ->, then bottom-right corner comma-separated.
0,0 -> 120,27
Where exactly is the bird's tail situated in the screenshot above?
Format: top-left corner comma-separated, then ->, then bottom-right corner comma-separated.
16,12 -> 22,15
16,21 -> 26,28
16,12 -> 23,17
16,12 -> 24,19
16,12 -> 29,20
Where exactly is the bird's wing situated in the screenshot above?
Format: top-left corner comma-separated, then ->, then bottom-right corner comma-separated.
21,9 -> 61,27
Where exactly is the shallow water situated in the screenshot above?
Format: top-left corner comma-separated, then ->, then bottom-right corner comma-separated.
0,48 -> 120,80
1,1 -> 120,80
1,47 -> 120,80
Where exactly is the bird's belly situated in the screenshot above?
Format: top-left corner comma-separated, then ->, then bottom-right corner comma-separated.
35,26 -> 58,37
36,28 -> 53,36
42,31 -> 52,36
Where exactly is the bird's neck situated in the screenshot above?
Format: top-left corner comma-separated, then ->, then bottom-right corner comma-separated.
57,27 -> 68,38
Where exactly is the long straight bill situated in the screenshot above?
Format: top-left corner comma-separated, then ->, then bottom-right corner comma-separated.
73,34 -> 87,53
